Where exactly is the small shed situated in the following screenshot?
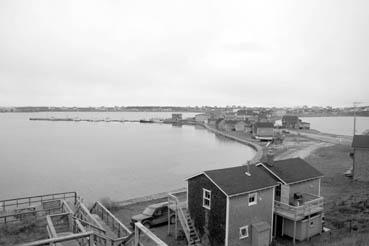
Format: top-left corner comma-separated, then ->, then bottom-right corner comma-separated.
252,222 -> 270,246
352,135 -> 369,181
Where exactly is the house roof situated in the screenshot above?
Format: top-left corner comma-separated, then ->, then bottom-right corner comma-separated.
254,122 -> 274,128
224,119 -> 245,125
282,115 -> 299,123
352,135 -> 369,148
260,158 -> 323,184
198,164 -> 278,196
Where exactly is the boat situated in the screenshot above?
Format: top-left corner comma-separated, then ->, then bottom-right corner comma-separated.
139,119 -> 154,123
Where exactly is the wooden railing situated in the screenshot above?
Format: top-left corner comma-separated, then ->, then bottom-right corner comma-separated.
133,222 -> 167,246
168,189 -> 200,245
20,231 -> 94,246
177,207 -> 191,242
274,194 -> 324,220
90,201 -> 131,238
75,199 -> 106,233
0,192 -> 77,212
0,206 -> 63,224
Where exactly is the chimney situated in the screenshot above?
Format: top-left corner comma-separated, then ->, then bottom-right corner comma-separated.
266,151 -> 274,167
243,161 -> 251,176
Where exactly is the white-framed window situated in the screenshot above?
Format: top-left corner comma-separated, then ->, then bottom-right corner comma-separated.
239,225 -> 249,239
202,189 -> 211,209
248,192 -> 257,206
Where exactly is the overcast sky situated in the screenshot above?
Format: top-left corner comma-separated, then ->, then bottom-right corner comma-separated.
0,0 -> 368,107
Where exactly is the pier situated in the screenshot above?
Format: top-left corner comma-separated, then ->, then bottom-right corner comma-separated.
29,117 -> 160,124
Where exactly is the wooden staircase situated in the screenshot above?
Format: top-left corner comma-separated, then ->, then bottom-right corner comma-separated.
178,207 -> 201,246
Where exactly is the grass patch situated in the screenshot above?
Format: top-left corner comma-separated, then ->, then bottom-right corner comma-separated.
0,218 -> 48,245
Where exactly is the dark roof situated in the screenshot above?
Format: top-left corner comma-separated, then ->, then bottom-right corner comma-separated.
282,115 -> 299,123
254,122 -> 274,128
200,164 -> 278,196
352,135 -> 369,148
224,120 -> 245,125
261,158 -> 323,184
237,109 -> 255,115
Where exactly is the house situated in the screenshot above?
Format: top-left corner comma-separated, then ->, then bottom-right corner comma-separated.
224,112 -> 237,121
351,135 -> 369,181
209,110 -> 225,120
273,109 -> 287,117
187,164 -> 278,246
236,109 -> 258,122
282,115 -> 299,129
252,122 -> 274,140
235,121 -> 247,132
172,113 -> 182,122
299,121 -> 310,130
184,156 -> 324,246
195,114 -> 209,124
258,156 -> 324,243
222,120 -> 246,132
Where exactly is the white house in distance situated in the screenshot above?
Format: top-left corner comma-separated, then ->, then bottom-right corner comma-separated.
195,114 -> 209,124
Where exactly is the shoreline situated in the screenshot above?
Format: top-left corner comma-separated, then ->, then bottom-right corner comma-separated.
114,124 -> 351,206
200,123 -> 264,163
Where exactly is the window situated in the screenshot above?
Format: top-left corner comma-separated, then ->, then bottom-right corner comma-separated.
239,225 -> 249,239
203,189 -> 211,209
248,192 -> 257,206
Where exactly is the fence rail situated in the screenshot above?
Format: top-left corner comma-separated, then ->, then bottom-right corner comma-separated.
20,231 -> 94,246
274,195 -> 324,220
0,192 -> 77,212
90,201 -> 132,238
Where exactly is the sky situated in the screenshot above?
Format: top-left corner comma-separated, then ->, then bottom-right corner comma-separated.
0,0 -> 368,107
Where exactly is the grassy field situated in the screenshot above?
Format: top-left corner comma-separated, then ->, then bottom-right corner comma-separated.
0,218 -> 48,245
304,144 -> 369,244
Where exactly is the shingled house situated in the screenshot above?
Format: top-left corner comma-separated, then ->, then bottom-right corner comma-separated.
282,115 -> 300,129
187,165 -> 278,246
185,156 -> 324,246
258,157 -> 324,244
252,122 -> 274,140
351,135 -> 369,181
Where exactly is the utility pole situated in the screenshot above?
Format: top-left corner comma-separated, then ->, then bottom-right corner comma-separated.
353,102 -> 362,136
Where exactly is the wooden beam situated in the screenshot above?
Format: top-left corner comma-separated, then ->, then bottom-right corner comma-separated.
293,220 -> 296,245
22,232 -> 93,246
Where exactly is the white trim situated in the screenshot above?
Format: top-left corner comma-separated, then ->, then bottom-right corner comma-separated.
239,225 -> 249,239
203,173 -> 229,197
318,178 -> 321,196
202,188 -> 211,210
271,186 -> 275,242
229,184 -> 277,198
257,163 -> 287,185
287,176 -> 324,186
248,192 -> 257,206
187,170 -> 278,199
184,172 -> 204,181
225,197 -> 229,246
258,163 -> 323,186
186,181 -> 189,208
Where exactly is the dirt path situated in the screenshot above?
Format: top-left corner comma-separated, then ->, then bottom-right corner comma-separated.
289,130 -> 352,145
276,141 -> 333,160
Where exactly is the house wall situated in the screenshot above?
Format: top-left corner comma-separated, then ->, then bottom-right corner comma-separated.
188,174 -> 227,246
282,214 -> 322,241
353,148 -> 369,182
288,179 -> 320,202
227,188 -> 274,246
256,128 -> 274,137
235,123 -> 245,132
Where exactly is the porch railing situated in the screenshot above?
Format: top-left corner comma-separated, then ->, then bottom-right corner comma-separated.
274,194 -> 324,220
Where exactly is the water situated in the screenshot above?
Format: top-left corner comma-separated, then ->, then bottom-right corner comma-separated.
0,112 -> 255,202
301,116 -> 369,136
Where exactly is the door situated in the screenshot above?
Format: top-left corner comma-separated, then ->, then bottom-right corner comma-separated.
152,206 -> 167,225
